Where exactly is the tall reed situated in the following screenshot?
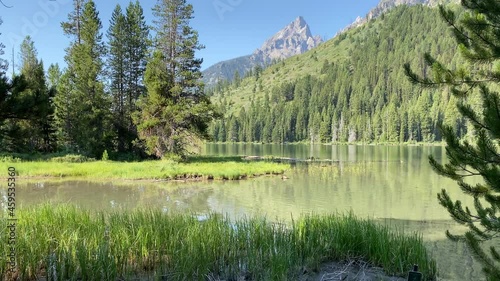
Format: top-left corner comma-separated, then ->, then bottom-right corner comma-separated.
0,205 -> 437,280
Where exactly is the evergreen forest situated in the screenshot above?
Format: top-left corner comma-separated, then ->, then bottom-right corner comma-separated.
0,0 -> 217,159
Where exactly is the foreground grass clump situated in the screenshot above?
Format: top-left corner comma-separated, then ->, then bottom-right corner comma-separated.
0,156 -> 288,180
0,205 -> 437,280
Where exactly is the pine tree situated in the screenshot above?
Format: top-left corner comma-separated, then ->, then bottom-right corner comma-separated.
0,18 -> 6,76
405,1 -> 500,279
124,0 -> 149,131
0,37 -> 54,152
61,0 -> 85,44
134,0 -> 219,158
233,70 -> 241,87
60,0 -> 112,157
53,71 -> 76,150
0,17 -> 12,123
18,37 -> 55,152
47,63 -> 61,91
46,63 -> 71,150
107,4 -> 128,152
107,2 -> 149,153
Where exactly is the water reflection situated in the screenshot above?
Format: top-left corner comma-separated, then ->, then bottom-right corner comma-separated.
12,180 -> 216,213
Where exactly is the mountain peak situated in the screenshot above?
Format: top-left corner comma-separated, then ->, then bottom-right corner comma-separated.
293,16 -> 307,28
202,17 -> 322,87
253,16 -> 322,63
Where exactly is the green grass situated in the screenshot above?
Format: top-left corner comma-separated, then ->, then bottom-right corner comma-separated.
0,156 -> 288,181
0,205 -> 437,280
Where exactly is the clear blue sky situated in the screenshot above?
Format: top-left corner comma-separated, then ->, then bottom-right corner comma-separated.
0,0 -> 380,73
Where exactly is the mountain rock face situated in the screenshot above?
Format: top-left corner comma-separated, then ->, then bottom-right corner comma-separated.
253,16 -> 323,63
340,0 -> 457,33
203,16 -> 322,87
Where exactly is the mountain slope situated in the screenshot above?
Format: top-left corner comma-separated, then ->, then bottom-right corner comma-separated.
209,4 -> 466,143
202,17 -> 322,87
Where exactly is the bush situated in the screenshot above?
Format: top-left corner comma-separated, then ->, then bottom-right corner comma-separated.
101,150 -> 109,161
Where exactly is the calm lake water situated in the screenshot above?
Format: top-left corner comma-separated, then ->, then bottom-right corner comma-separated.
10,144 -> 483,280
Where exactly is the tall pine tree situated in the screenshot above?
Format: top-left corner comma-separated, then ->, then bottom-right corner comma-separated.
107,1 -> 149,153
405,1 -> 500,279
134,0 -> 219,158
59,0 -> 112,157
125,0 -> 149,109
107,4 -> 128,152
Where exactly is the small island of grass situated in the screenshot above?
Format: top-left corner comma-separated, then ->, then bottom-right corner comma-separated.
0,155 -> 289,181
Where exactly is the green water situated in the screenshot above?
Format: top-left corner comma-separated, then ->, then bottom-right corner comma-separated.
11,144 -> 483,280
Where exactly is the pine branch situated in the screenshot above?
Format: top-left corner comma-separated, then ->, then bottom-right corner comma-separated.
0,0 -> 12,8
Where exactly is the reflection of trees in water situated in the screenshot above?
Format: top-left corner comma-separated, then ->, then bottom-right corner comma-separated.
300,162 -> 375,180
15,181 -> 216,212
205,159 -> 464,224
138,183 -> 215,213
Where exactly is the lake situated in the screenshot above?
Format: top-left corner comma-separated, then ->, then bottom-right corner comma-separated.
10,144 -> 482,280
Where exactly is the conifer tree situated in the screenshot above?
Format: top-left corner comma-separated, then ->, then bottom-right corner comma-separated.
107,1 -> 149,153
404,1 -> 500,279
107,4 -> 128,152
0,18 -> 6,76
125,0 -> 149,105
59,0 -> 112,157
0,37 -> 54,152
46,63 -> 61,92
18,37 -> 55,152
134,0 -> 219,158
61,0 -> 85,44
0,17 -> 11,123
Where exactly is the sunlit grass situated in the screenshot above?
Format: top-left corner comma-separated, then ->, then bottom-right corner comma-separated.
0,156 -> 288,181
0,205 -> 437,280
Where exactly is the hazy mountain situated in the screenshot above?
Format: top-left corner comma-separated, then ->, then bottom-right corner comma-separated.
202,16 -> 322,87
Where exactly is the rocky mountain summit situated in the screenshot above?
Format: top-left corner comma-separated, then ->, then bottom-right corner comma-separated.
340,0 -> 457,33
202,16 -> 322,87
253,16 -> 322,63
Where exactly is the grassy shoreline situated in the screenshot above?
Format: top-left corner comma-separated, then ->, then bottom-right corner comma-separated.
0,156 -> 289,181
1,205 -> 437,280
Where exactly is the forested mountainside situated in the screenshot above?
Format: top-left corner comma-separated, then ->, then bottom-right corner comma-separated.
209,4 -> 468,144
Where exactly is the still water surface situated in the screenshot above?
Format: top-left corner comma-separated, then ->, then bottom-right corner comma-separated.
12,144 -> 480,280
